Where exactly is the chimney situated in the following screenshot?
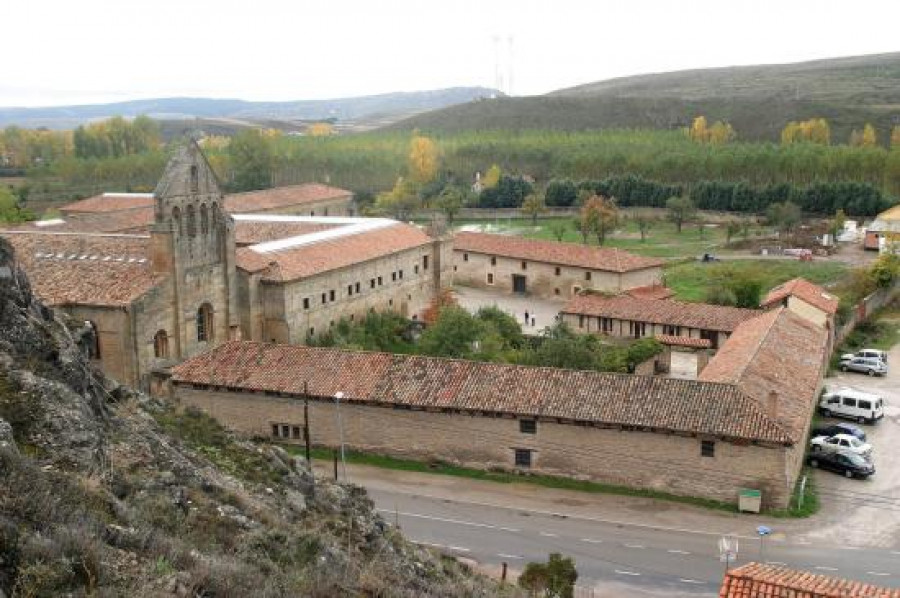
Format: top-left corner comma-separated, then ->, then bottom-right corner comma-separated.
767,390 -> 778,420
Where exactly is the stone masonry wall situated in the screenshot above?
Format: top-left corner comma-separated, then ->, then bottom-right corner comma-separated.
176,387 -> 793,508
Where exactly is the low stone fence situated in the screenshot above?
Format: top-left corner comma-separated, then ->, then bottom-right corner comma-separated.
834,281 -> 900,346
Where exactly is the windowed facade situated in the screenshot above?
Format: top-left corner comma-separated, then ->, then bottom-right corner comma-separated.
487,273 -> 494,284
303,298 -> 310,309
271,423 -> 303,440
514,448 -> 533,468
153,329 -> 169,359
196,303 -> 213,342
701,440 -> 715,457
629,321 -> 646,338
519,419 -> 537,434
600,317 -> 613,333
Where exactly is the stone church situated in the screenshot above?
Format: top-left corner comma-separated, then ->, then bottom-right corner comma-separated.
1,142 -> 451,389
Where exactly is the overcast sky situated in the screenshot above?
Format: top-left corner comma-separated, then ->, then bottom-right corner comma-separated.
3,0 -> 898,107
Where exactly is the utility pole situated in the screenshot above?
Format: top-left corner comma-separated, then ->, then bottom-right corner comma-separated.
303,381 -> 311,463
334,391 -> 347,481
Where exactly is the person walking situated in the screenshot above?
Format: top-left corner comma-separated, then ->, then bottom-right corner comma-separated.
524,310 -> 530,325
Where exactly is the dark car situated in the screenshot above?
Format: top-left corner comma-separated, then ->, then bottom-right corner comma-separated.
807,451 -> 875,479
811,422 -> 867,442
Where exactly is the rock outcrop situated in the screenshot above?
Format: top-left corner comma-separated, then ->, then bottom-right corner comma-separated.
0,237 -> 508,597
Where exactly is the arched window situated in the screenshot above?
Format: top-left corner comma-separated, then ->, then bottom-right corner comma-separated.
186,204 -> 197,238
153,329 -> 169,359
197,303 -> 214,342
172,206 -> 181,234
200,203 -> 209,235
85,320 -> 100,359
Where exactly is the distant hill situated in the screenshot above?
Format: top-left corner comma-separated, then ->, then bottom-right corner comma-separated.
0,87 -> 500,130
390,53 -> 900,141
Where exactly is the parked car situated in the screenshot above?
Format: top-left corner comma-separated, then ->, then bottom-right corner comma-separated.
839,356 -> 888,377
840,349 -> 888,365
807,451 -> 875,479
810,433 -> 873,459
699,253 -> 719,262
811,422 -> 867,442
819,388 -> 884,423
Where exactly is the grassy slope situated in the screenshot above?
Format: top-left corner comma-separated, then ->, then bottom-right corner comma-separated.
391,53 -> 900,142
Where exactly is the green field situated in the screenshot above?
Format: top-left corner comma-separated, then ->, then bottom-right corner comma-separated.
454,216 -> 766,259
663,259 -> 849,302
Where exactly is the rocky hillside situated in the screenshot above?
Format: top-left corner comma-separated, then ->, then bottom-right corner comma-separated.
0,237 -> 509,597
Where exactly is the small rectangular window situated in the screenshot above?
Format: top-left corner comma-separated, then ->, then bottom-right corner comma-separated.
423,255 -> 429,270
491,256 -> 497,266
309,327 -> 315,337
701,440 -> 715,457
555,266 -> 561,276
378,276 -> 383,286
585,271 -> 592,281
321,292 -> 327,304
487,273 -> 494,284
271,424 -> 279,437
303,297 -> 310,310
281,424 -> 290,438
844,398 -> 857,408
347,284 -> 353,296
415,265 -> 419,274
292,426 -> 301,439
579,315 -> 585,328
355,282 -> 360,293
514,448 -> 533,468
399,270 -> 404,279
392,272 -> 397,281
463,253 -> 469,262
859,400 -> 871,410
519,419 -> 537,434
370,278 -> 376,288
329,290 -> 335,301
521,261 -> 527,270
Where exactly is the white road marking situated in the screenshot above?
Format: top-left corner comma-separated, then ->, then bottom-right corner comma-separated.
382,510 -> 499,530
498,553 -> 524,560
417,542 -> 471,553
839,546 -> 861,550
668,549 -> 691,555
581,538 -> 604,544
868,572 -> 890,576
624,543 -> 646,549
814,566 -> 839,572
615,570 -> 641,576
499,526 -> 521,533
679,579 -> 703,584
891,551 -> 900,555
540,531 -> 559,537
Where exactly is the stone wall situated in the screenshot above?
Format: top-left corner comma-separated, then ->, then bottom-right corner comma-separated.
175,386 -> 794,508
452,251 -> 662,300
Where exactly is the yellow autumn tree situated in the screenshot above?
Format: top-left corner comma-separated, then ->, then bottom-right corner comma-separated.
482,164 -> 501,189
862,123 -> 878,148
408,134 -> 440,183
708,121 -> 736,144
689,116 -> 708,142
781,118 -> 830,145
307,122 -> 335,137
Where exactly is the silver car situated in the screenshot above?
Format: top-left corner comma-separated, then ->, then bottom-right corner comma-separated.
840,356 -> 888,377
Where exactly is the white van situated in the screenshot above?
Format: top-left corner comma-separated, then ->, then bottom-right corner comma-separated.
819,388 -> 884,424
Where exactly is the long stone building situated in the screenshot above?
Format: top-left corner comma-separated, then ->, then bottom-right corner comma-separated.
0,143 -> 449,388
453,231 -> 664,299
169,304 -> 828,509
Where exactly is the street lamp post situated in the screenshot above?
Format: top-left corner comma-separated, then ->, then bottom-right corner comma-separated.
334,391 -> 347,481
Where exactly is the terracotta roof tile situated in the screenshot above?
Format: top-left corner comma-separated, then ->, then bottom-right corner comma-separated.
172,341 -> 792,444
761,278 -> 839,315
700,308 -> 828,442
454,232 -> 664,273
720,562 -> 900,597
234,220 -> 340,246
625,285 -> 675,300
655,334 -> 712,348
225,183 -> 352,213
563,294 -> 760,332
60,193 -> 154,214
1,231 -> 162,307
236,222 -> 433,281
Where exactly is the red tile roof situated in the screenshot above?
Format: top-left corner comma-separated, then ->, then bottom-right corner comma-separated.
234,220 -> 340,246
225,183 -> 352,213
563,294 -> 760,332
60,193 -> 155,214
454,232 -> 664,273
655,335 -> 712,348
700,308 -> 828,442
236,223 -> 433,281
2,231 -> 162,307
171,341 -> 792,444
625,285 -> 675,300
720,562 -> 900,597
761,278 -> 839,315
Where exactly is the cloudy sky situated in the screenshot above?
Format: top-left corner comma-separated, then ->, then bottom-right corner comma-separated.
3,0 -> 898,107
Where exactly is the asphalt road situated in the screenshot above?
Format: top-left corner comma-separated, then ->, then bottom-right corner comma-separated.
368,488 -> 900,596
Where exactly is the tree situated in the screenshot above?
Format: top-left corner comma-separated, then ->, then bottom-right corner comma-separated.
766,200 -> 802,234
862,124 -> 878,148
545,179 -> 578,207
633,213 -> 655,242
705,285 -> 737,306
434,186 -> 465,225
518,553 -> 578,598
0,187 -> 23,223
666,196 -> 696,233
869,253 -> 900,288
418,307 -> 485,358
478,175 -> 533,208
547,220 -> 567,241
307,122 -> 335,136
476,306 -> 525,350
374,177 -> 421,220
689,116 -> 708,142
781,118 -> 830,145
830,209 -> 847,241
725,220 -> 742,244
580,195 -> 618,245
521,193 -> 547,225
228,129 -> 273,191
729,274 -> 764,308
482,164 -> 501,189
408,134 -> 440,183
708,121 -> 736,144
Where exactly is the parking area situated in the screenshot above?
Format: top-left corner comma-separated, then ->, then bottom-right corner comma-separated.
799,338 -> 900,548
